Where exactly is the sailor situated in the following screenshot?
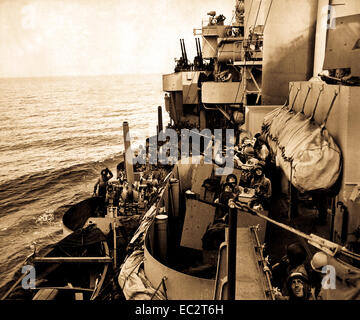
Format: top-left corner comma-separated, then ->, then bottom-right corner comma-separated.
116,162 -> 125,180
285,265 -> 314,300
246,156 -> 260,167
253,133 -> 269,162
218,182 -> 235,202
271,242 -> 308,294
225,174 -> 240,193
106,184 -> 113,205
234,145 -> 258,168
93,168 -> 113,199
208,11 -> 216,25
121,182 -> 139,204
106,183 -> 118,207
238,164 -> 253,188
250,165 -> 272,201
144,180 -> 156,203
214,182 -> 235,223
93,168 -> 113,216
237,145 -> 255,164
215,14 -> 226,25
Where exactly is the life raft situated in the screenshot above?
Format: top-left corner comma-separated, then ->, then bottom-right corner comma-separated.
261,95 -> 342,192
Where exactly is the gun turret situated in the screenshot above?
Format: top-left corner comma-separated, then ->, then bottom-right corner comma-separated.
175,39 -> 189,72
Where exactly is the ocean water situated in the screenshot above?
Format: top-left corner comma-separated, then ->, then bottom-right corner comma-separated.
0,74 -> 168,289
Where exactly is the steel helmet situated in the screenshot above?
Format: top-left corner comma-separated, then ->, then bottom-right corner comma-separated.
247,157 -> 260,167
286,242 -> 307,267
226,174 -> 238,185
287,271 -> 309,284
253,164 -> 263,173
286,265 -> 309,286
286,265 -> 311,300
243,146 -> 255,156
310,252 -> 328,272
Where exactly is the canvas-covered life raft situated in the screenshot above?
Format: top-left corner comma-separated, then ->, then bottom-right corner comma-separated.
261,100 -> 342,192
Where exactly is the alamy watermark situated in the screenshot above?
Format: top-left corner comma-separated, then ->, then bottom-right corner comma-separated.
124,128 -> 235,175
321,4 -> 338,30
321,264 -> 336,290
21,265 -> 36,289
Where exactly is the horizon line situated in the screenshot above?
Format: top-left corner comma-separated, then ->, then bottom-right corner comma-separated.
0,72 -> 166,80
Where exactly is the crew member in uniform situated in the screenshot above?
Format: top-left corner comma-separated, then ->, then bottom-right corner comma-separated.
249,165 -> 272,210
93,168 -> 113,215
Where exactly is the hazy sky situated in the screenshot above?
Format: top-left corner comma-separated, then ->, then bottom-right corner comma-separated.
0,0 -> 235,78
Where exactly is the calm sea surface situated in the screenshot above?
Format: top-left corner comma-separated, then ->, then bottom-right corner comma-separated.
0,74 -> 168,289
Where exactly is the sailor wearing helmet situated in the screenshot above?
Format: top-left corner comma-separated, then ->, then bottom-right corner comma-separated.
225,173 -> 241,193
286,264 -> 314,300
274,264 -> 315,300
250,165 -> 272,200
237,149 -> 256,188
214,181 -> 235,223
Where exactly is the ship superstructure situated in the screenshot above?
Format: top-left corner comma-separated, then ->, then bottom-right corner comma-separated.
163,0 -> 263,138
162,0 -> 360,256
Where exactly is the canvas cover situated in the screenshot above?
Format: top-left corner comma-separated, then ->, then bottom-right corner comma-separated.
262,106 -> 342,192
118,199 -> 166,300
118,249 -> 165,300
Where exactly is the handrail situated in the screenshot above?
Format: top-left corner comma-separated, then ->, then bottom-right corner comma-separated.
229,199 -> 360,261
250,225 -> 275,300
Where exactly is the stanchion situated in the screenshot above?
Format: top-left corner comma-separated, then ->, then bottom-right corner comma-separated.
228,207 -> 237,300
158,106 -> 163,134
122,121 -> 134,184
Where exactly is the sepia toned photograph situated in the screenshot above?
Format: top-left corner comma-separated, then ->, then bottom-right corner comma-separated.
0,0 -> 360,308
